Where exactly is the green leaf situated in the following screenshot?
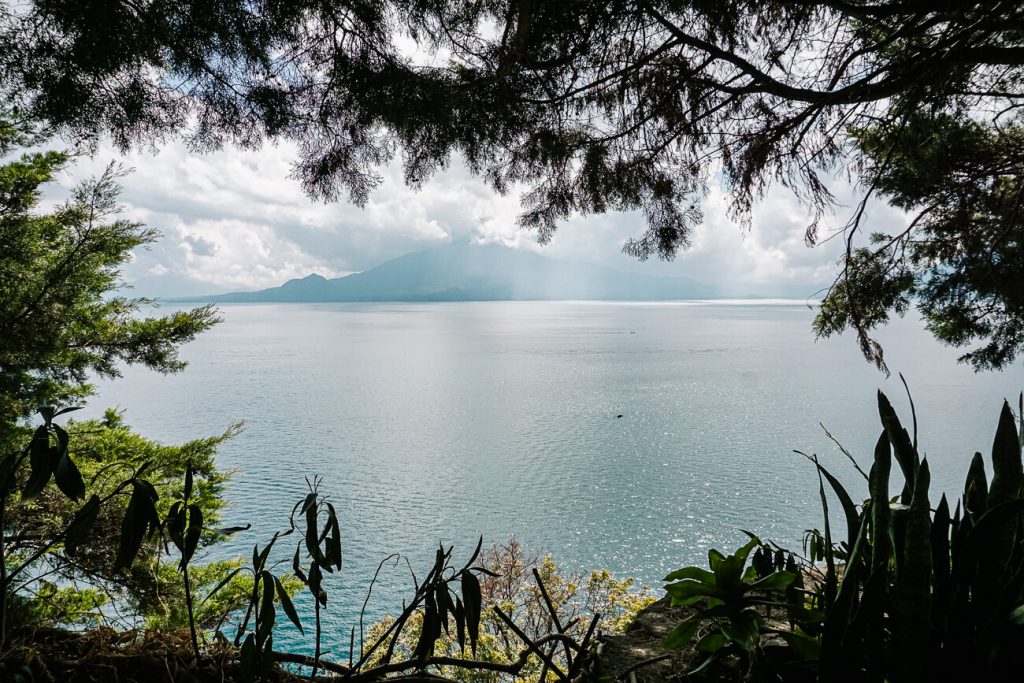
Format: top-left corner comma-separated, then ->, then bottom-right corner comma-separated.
750,571 -> 796,591
708,548 -> 726,571
325,502 -> 342,571
183,464 -> 193,502
254,533 -> 278,572
695,632 -> 726,654
662,616 -> 701,650
932,494 -> 951,602
436,583 -> 454,635
688,651 -> 724,676
414,593 -> 440,662
52,423 -> 69,459
878,391 -> 919,500
165,501 -> 185,548
964,452 -> 988,517
454,597 -> 466,653
721,611 -> 760,653
896,460 -> 932,681
819,512 -> 870,675
751,546 -> 774,578
988,400 -> 1022,508
115,480 -> 159,571
813,457 -> 838,609
666,579 -> 721,603
52,406 -> 84,419
309,561 -> 326,606
292,543 -> 307,583
813,460 -> 860,550
734,533 -> 761,566
664,566 -> 716,584
778,631 -> 820,661
869,431 -> 892,571
274,576 -> 303,634
304,493 -> 325,565
257,571 -> 276,644
22,425 -> 55,500
461,570 -> 482,656
463,535 -> 484,571
179,504 -> 203,570
64,494 -> 101,556
714,554 -> 746,593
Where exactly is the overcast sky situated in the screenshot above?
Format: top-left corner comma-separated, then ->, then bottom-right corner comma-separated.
44,138 -> 909,299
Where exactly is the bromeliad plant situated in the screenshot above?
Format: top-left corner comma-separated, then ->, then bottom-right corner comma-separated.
662,533 -> 815,677
663,389 -> 1024,683
809,391 -> 1024,683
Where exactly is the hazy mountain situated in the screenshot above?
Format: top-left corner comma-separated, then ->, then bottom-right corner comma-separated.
191,241 -> 720,302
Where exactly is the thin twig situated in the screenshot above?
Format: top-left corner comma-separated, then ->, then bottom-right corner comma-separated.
819,423 -> 869,480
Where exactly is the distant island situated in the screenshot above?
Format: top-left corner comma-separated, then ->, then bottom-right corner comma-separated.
183,241 -> 726,303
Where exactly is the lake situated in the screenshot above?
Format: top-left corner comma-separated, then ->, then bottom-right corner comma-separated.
84,301 -> 1022,650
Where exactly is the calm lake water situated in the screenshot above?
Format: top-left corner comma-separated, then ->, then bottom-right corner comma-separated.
84,301 -> 1021,650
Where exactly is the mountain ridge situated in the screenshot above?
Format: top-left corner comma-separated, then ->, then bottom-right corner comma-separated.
180,241 -> 722,303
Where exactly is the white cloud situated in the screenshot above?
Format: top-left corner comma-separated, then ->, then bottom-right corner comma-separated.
40,137 -> 888,298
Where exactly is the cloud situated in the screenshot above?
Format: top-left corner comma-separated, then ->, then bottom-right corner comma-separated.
39,137 -> 890,298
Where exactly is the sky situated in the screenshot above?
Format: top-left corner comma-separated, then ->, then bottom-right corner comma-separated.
43,137 -> 910,299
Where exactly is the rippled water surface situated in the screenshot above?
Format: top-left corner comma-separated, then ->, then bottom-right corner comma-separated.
86,301 -> 1022,649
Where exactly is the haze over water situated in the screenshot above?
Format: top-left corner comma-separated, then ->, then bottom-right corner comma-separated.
85,301 -> 1021,649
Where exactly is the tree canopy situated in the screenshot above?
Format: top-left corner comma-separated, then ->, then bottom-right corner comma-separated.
1,1 -> 1021,369
0,119 -> 249,640
0,119 -> 219,427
